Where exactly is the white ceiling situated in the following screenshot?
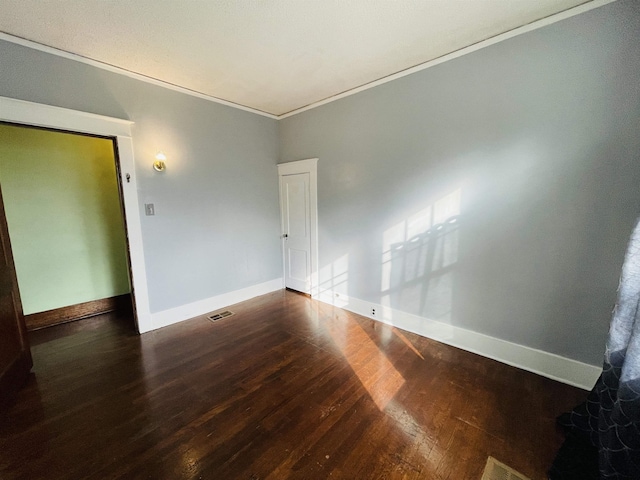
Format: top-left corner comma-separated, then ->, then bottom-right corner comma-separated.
0,0 -> 597,117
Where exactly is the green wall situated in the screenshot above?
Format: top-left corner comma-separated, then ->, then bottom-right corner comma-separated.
0,124 -> 130,314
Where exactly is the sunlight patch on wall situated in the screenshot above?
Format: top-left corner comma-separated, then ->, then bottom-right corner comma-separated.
381,188 -> 461,323
319,254 -> 349,308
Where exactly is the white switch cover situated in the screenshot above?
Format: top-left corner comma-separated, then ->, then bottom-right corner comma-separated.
145,203 -> 155,216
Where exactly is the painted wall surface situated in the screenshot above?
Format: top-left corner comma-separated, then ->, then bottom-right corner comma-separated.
0,125 -> 130,314
0,41 -> 281,314
279,0 -> 640,366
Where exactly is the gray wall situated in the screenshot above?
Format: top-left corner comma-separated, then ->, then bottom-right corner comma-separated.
279,0 -> 640,366
0,40 -> 282,314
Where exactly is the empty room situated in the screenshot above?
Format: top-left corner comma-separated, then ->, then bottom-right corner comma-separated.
1,1 -> 639,479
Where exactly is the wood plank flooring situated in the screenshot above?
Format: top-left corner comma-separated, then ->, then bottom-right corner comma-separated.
0,290 -> 587,479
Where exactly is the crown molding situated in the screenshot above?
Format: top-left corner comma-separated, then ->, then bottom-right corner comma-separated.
0,32 -> 278,120
0,0 -> 616,120
278,0 -> 616,119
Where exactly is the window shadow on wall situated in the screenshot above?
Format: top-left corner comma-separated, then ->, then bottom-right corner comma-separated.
381,189 -> 461,325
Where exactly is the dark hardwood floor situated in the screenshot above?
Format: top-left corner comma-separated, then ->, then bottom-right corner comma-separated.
0,290 -> 587,479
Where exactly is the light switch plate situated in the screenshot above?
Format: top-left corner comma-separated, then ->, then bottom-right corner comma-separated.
145,203 -> 155,216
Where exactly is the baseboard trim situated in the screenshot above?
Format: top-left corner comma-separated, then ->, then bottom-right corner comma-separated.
148,278 -> 283,332
25,294 -> 131,331
316,290 -> 601,390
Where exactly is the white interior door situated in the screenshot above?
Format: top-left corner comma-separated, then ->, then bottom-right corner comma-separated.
281,173 -> 311,293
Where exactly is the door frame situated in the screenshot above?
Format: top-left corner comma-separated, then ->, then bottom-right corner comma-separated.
0,96 -> 152,333
0,182 -> 32,409
277,158 -> 319,297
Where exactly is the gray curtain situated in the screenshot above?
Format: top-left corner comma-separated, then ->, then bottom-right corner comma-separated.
552,217 -> 640,479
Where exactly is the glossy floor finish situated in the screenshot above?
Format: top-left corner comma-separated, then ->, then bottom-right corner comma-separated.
0,290 -> 587,479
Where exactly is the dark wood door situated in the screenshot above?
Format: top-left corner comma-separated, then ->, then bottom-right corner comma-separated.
0,184 -> 32,410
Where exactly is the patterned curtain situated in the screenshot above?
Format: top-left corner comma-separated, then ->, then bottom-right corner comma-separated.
550,218 -> 640,479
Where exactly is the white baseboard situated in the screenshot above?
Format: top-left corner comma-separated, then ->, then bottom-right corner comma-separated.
316,290 -> 601,390
146,278 -> 283,332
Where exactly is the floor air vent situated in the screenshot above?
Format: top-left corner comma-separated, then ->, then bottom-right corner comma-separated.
481,457 -> 530,480
207,310 -> 234,322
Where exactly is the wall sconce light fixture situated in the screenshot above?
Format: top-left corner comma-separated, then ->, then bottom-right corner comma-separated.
153,152 -> 167,172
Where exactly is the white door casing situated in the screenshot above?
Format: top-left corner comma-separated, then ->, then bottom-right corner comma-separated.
278,159 -> 318,296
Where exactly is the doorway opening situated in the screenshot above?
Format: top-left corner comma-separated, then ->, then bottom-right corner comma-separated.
0,122 -> 134,331
0,96 -> 151,405
0,95 -> 151,335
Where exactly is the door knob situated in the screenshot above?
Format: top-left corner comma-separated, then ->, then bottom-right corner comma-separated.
283,233 -> 288,238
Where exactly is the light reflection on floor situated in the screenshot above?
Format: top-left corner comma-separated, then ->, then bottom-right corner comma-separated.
392,327 -> 425,360
322,305 -> 405,411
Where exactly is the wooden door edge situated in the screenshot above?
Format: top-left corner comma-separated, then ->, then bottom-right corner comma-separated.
0,352 -> 32,412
